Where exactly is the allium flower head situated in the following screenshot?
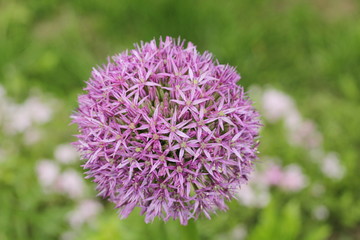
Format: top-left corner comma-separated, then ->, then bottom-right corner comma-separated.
72,37 -> 260,225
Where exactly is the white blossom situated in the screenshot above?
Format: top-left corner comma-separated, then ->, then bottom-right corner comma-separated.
23,128 -> 42,145
230,225 -> 247,240
36,160 -> 60,188
287,120 -> 322,149
56,170 -> 85,199
68,199 -> 103,229
237,184 -> 270,208
54,144 -> 79,164
313,205 -> 329,220
262,88 -> 295,123
321,153 -> 345,180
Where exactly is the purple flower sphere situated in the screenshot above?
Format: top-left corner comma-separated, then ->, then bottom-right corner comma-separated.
72,37 -> 260,225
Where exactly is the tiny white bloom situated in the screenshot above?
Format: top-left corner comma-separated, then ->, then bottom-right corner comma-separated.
56,170 -> 85,199
231,224 -> 247,240
313,205 -> 329,220
24,96 -> 53,124
6,104 -> 33,134
36,160 -> 60,188
23,128 -> 42,145
287,120 -> 323,149
321,153 -> 345,180
237,184 -> 270,208
279,164 -> 308,192
55,144 -> 79,164
262,88 -> 295,123
68,199 -> 103,228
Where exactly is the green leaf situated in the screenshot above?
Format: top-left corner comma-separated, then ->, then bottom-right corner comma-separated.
303,225 -> 331,240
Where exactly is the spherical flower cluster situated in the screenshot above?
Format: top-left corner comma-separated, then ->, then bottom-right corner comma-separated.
72,37 -> 260,225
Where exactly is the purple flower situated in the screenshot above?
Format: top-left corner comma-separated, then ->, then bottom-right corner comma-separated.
72,37 -> 260,225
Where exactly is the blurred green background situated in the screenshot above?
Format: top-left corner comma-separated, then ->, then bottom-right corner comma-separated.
0,0 -> 359,239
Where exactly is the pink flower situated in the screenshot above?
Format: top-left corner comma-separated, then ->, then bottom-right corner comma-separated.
72,37 -> 261,225
262,88 -> 295,123
287,120 -> 322,149
279,164 -> 307,192
263,163 -> 283,186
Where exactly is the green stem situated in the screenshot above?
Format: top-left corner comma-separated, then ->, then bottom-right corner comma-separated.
161,220 -> 168,240
181,219 -> 199,240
